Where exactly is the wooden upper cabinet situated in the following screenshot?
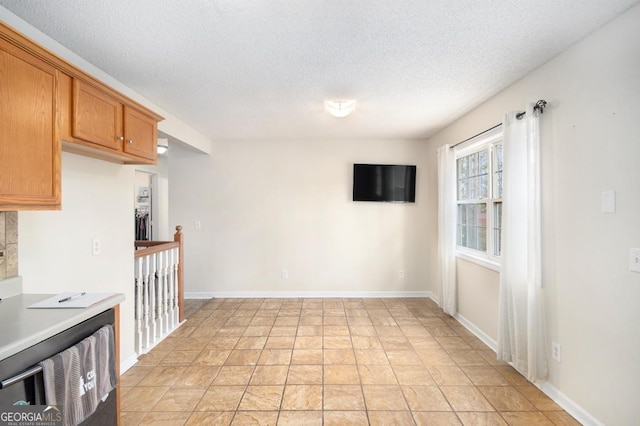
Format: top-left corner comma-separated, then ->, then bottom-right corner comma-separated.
123,105 -> 158,162
70,79 -> 159,164
72,79 -> 123,151
0,37 -> 61,210
0,21 -> 163,210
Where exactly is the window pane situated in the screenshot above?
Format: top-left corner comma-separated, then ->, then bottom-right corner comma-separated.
494,144 -> 503,199
457,156 -> 472,201
477,204 -> 487,251
460,157 -> 468,178
470,152 -> 478,176
480,175 -> 488,199
457,149 -> 490,202
458,204 -> 466,224
457,205 -> 466,246
478,226 -> 487,251
467,204 -> 476,225
495,144 -> 503,171
468,177 -> 475,199
478,203 -> 487,227
493,202 -> 502,256
479,150 -> 488,174
456,202 -> 487,252
458,177 -> 467,200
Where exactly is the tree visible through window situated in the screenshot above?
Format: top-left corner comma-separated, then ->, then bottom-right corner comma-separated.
456,136 -> 503,260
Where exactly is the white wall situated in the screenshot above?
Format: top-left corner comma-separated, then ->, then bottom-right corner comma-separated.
425,5 -> 640,425
19,152 -> 137,367
169,138 -> 432,296
456,259 -> 499,345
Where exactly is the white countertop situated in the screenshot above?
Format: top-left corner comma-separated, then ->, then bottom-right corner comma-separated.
0,293 -> 125,361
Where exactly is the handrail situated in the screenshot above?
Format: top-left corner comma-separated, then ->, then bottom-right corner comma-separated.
135,240 -> 174,247
134,241 -> 179,258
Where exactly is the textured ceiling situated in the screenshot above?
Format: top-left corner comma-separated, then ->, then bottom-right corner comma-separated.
0,0 -> 637,141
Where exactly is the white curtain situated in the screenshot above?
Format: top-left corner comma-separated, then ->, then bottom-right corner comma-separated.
437,145 -> 457,315
497,104 -> 548,382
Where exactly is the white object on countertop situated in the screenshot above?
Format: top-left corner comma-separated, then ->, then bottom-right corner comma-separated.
28,293 -> 119,309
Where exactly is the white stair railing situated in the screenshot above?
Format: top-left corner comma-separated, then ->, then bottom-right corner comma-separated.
134,226 -> 183,355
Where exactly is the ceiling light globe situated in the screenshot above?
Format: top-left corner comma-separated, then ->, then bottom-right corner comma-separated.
325,100 -> 356,118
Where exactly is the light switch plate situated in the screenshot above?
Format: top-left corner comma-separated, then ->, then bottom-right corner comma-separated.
601,190 -> 616,213
630,248 -> 640,272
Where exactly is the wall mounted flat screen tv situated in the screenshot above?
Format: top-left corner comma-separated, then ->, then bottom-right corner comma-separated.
353,164 -> 416,203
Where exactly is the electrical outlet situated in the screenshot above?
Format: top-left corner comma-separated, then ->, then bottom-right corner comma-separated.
399,269 -> 405,279
92,239 -> 101,256
281,269 -> 288,279
630,248 -> 640,272
551,342 -> 562,363
194,220 -> 202,230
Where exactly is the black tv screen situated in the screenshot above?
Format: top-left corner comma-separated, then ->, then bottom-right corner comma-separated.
353,164 -> 416,203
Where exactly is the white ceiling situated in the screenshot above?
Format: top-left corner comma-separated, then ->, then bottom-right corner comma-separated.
1,0 -> 637,141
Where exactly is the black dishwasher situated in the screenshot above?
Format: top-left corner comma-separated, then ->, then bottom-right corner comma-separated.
0,309 -> 117,425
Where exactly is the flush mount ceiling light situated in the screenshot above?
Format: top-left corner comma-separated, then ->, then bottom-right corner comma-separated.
157,138 -> 169,155
324,100 -> 356,118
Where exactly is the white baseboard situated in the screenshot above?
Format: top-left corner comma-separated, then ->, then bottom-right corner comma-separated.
453,312 -> 497,352
538,381 -> 604,426
120,353 -> 138,374
449,312 -> 602,426
185,291 -> 434,299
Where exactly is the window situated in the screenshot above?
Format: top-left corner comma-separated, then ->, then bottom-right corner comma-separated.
455,131 -> 503,268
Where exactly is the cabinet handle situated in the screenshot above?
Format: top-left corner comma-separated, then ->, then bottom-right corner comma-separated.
1,365 -> 43,389
118,136 -> 124,141
128,139 -> 133,144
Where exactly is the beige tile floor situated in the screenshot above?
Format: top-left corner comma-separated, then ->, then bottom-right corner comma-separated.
121,298 -> 580,425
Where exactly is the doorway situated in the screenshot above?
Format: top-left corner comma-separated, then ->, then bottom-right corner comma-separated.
135,171 -> 153,240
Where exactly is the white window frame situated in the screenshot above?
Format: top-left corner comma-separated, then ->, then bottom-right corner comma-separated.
454,129 -> 503,271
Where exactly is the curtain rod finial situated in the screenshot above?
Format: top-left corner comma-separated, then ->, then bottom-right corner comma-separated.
535,99 -> 547,113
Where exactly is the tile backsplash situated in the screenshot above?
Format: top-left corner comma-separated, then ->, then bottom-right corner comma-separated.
0,212 -> 18,279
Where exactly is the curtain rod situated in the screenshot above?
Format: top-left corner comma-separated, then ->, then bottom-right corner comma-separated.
449,99 -> 547,150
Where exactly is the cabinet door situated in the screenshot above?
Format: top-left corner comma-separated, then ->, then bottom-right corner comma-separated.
123,105 -> 157,162
0,39 -> 61,210
72,79 -> 123,151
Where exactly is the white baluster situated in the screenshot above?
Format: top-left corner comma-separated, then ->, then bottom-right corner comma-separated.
142,254 -> 151,352
156,250 -> 165,338
149,253 -> 157,346
135,257 -> 143,355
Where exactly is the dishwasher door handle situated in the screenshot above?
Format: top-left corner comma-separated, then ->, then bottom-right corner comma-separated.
0,365 -> 43,389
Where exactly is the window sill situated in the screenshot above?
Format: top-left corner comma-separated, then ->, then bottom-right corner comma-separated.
456,251 -> 501,272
